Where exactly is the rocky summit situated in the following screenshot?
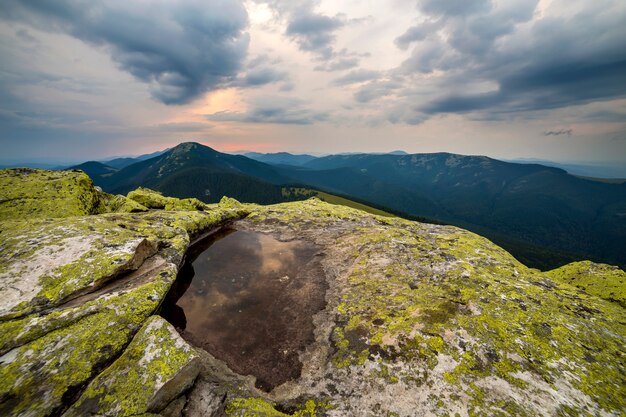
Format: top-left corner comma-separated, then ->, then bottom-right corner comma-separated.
0,168 -> 625,417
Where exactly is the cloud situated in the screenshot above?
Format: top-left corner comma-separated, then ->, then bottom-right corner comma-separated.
232,54 -> 291,88
313,58 -> 357,72
353,79 -> 403,103
255,0 -> 358,69
154,122 -> 212,133
15,29 -> 38,44
0,69 -> 108,96
394,21 -> 441,50
314,49 -> 371,72
288,12 -> 337,32
544,129 -> 573,137
582,108 -> 626,123
240,67 -> 290,87
395,0 -> 626,118
1,0 -> 250,105
400,41 -> 453,74
418,0 -> 492,17
205,96 -> 328,125
332,69 -> 380,86
286,12 -> 343,58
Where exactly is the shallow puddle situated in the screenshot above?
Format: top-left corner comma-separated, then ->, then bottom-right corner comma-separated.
160,228 -> 326,391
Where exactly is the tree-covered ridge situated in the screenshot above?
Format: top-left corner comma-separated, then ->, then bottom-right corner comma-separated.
68,142 -> 626,270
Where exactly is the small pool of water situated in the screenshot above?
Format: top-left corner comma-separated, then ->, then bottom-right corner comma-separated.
160,228 -> 326,391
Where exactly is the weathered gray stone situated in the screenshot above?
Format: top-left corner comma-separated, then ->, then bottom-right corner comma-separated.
63,316 -> 200,417
160,395 -> 187,417
183,379 -> 224,417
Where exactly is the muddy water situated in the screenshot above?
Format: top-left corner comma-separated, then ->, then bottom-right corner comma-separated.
160,228 -> 326,391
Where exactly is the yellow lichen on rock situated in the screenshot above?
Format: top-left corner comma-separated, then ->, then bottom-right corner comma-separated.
546,260 -> 626,307
0,169 -> 249,417
65,316 -> 200,417
0,168 -> 104,220
242,198 -> 626,417
127,187 -> 208,211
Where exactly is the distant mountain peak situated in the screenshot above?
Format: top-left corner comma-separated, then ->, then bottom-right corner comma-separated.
170,141 -> 202,153
164,142 -> 222,160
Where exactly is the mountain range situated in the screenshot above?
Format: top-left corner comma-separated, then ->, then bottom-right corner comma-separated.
71,142 -> 626,270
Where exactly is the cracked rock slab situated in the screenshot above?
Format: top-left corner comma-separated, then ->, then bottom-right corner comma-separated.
0,216 -> 159,320
63,316 -> 200,417
0,168 -> 103,221
0,264 -> 177,417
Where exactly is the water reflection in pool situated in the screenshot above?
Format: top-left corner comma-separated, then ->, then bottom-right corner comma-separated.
160,228 -> 326,391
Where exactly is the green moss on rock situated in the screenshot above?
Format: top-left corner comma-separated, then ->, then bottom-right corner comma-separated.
127,187 -> 208,211
0,171 -> 251,416
64,316 -> 199,417
244,199 -> 626,416
0,266 -> 176,417
0,215 -> 159,320
99,192 -> 149,213
225,397 -> 326,417
0,199 -> 249,321
545,260 -> 626,307
0,168 -> 104,220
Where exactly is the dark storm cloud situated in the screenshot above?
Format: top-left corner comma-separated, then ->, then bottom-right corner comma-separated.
445,0 -> 539,56
1,0 -> 250,105
395,0 -> 626,118
422,92 -> 500,114
206,96 -> 328,125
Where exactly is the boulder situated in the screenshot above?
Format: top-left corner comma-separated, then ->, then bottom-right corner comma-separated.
0,168 -> 103,220
63,316 -> 200,417
127,188 -> 208,211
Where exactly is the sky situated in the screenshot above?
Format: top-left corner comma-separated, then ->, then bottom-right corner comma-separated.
0,0 -> 625,165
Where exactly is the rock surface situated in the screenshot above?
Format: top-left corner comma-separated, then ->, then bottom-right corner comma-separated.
224,199 -> 626,417
0,168 -> 104,220
0,170 -> 248,417
64,316 -> 200,416
127,187 -> 209,211
1,168 -> 625,417
545,260 -> 626,308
